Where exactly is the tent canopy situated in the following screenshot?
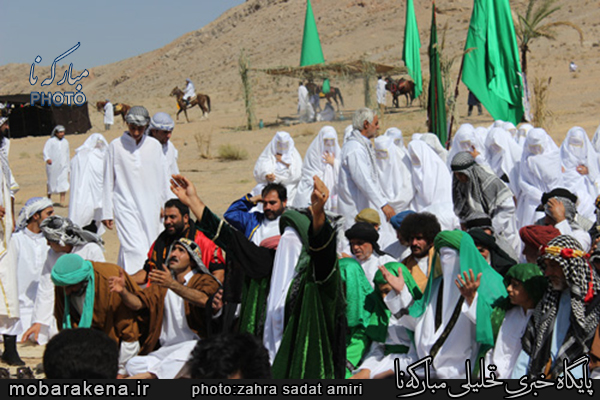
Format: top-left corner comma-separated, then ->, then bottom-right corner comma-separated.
0,94 -> 91,138
257,60 -> 407,80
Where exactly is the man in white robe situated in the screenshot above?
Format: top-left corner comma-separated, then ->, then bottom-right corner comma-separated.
69,133 -> 109,235
22,216 -> 105,346
148,112 -> 179,176
376,76 -> 387,117
10,197 -> 54,344
0,120 -> 22,365
43,125 -> 70,206
183,78 -> 195,105
389,230 -> 506,379
338,108 -> 395,231
297,82 -> 314,123
103,100 -> 114,131
102,106 -> 172,274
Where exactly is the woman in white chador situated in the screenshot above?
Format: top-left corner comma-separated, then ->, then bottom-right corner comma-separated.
374,132 -> 414,213
559,126 -> 600,221
252,131 -> 302,206
407,140 -> 453,212
514,128 -> 562,229
293,126 -> 341,211
516,123 -> 534,148
485,127 -> 523,196
69,133 -> 109,235
446,123 -> 489,170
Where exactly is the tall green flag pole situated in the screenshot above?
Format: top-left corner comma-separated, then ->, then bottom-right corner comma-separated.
427,2 -> 447,147
461,0 -> 524,124
402,0 -> 423,99
300,0 -> 329,93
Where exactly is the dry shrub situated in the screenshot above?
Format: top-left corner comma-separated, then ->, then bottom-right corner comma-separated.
218,144 -> 248,161
532,76 -> 553,130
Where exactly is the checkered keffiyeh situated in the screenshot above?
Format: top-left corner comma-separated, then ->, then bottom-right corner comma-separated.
124,106 -> 150,126
522,235 -> 600,378
149,112 -> 174,132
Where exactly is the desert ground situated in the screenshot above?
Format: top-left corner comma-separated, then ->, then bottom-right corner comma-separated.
1,0 -> 599,378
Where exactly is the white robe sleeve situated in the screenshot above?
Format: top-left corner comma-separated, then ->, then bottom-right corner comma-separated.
43,139 -> 52,162
101,143 -> 115,221
346,148 -> 387,209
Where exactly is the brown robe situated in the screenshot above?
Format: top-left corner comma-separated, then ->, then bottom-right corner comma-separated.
589,324 -> 600,370
54,261 -> 141,344
401,246 -> 439,292
137,272 -> 220,355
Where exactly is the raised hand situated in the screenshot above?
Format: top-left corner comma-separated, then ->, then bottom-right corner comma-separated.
455,269 -> 481,306
170,174 -> 197,206
108,268 -> 126,294
378,265 -> 405,293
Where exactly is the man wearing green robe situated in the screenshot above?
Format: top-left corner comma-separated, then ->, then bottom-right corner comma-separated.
170,174 -> 346,379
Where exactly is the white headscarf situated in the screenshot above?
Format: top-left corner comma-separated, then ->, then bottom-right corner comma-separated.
16,197 -> 53,231
515,128 -> 562,228
447,124 -> 488,170
408,140 -> 453,211
374,135 -> 414,212
419,133 -> 449,163
485,127 -> 523,194
383,127 -> 406,152
292,126 -> 341,210
560,126 -> 599,220
253,131 -> 303,204
343,124 -> 354,144
516,123 -> 534,148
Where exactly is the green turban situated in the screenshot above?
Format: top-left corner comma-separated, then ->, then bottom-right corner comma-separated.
51,253 -> 96,329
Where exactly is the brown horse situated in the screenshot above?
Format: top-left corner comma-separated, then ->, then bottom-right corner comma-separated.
386,77 -> 415,108
170,87 -> 211,122
305,81 -> 344,112
96,101 -> 131,123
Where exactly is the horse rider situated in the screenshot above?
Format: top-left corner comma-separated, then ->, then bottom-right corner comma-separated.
183,78 -> 196,106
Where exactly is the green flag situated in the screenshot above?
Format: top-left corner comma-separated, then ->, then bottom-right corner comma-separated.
300,0 -> 325,67
461,0 -> 524,124
402,0 -> 423,99
427,4 -> 447,147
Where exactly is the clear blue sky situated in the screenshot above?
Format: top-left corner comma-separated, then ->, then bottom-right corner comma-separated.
0,1 -> 246,68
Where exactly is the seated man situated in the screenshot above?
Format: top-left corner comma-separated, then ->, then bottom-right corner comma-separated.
535,188 -> 592,251
468,228 -> 517,276
519,224 -> 561,263
178,332 -> 272,379
383,210 -> 415,261
483,263 -> 547,379
397,212 -> 441,292
512,235 -> 600,379
22,216 -> 105,345
132,199 -> 225,286
392,230 -> 506,379
344,222 -> 396,285
224,183 -> 287,245
350,262 -> 422,379
110,238 -> 221,379
43,328 -> 119,379
50,253 -> 141,377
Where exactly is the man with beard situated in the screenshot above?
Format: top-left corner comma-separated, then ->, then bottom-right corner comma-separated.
397,212 -> 441,292
132,199 -> 224,286
512,235 -> 600,379
224,183 -> 287,245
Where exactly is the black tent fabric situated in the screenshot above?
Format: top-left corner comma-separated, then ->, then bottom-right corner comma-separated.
0,94 -> 91,138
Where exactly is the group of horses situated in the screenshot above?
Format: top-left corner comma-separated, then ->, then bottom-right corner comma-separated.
96,87 -> 211,125
95,76 -> 414,127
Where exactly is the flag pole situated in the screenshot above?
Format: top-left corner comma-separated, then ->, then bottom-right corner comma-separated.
446,54 -> 464,150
